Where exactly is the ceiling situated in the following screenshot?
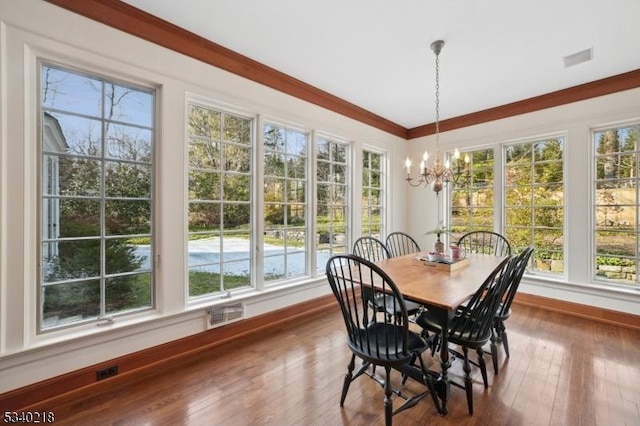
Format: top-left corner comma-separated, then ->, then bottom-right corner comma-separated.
121,0 -> 640,129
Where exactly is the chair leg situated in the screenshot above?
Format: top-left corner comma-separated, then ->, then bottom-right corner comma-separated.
476,347 -> 488,388
501,326 -> 510,358
462,347 -> 474,415
340,354 -> 356,406
384,366 -> 393,426
417,353 -> 442,414
490,328 -> 499,375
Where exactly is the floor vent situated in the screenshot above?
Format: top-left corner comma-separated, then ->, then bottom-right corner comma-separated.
206,302 -> 244,329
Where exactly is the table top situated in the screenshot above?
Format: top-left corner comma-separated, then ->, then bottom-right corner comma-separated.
375,252 -> 507,311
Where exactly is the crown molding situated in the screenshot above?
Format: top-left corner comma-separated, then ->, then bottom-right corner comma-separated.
407,68 -> 640,139
43,0 -> 408,138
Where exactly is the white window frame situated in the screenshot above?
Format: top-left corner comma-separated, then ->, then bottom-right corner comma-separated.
261,118 -> 311,284
447,146 -> 497,237
314,133 -> 351,272
185,99 -> 256,301
361,147 -> 387,240
502,134 -> 566,277
38,61 -> 157,333
591,122 -> 640,287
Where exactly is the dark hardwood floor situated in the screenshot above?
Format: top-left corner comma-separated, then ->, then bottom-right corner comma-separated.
32,303 -> 640,425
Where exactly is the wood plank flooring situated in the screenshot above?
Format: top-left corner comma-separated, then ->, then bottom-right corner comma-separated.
31,303 -> 640,425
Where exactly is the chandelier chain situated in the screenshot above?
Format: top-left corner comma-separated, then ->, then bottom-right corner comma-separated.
435,51 -> 440,148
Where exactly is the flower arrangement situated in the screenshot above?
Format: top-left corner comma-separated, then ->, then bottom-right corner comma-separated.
425,221 -> 453,239
425,221 -> 453,253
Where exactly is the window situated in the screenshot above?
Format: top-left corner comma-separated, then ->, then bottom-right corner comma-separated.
449,148 -> 495,239
504,137 -> 564,274
316,137 -> 349,269
187,104 -> 253,297
263,123 -> 308,281
362,150 -> 385,238
593,125 -> 639,285
40,64 -> 155,331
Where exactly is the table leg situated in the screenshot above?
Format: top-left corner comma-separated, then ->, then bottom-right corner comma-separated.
437,326 -> 451,414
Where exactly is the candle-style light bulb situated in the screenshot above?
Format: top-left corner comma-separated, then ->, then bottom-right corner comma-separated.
420,160 -> 426,174
454,148 -> 460,159
405,157 -> 411,174
464,153 -> 470,163
423,151 -> 429,161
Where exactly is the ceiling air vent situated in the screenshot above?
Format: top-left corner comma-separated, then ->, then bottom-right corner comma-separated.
564,48 -> 593,68
206,303 -> 244,329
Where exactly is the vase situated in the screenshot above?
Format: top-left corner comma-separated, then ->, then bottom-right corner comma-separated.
434,235 -> 445,254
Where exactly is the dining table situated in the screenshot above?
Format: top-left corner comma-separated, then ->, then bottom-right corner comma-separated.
374,251 -> 508,415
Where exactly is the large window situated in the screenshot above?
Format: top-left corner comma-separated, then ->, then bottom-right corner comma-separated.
362,150 -> 385,238
40,64 -> 155,331
187,104 -> 253,297
263,123 -> 308,281
593,125 -> 639,285
504,137 -> 564,274
449,148 -> 495,239
316,137 -> 349,269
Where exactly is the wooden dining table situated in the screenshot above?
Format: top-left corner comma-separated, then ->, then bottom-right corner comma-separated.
375,251 -> 508,415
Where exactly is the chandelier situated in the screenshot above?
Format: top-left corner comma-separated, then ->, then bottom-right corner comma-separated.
405,39 -> 455,196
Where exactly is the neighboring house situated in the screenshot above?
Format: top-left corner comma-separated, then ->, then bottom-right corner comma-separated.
41,112 -> 68,260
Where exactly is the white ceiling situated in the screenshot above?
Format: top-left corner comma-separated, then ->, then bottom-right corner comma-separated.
122,0 -> 640,129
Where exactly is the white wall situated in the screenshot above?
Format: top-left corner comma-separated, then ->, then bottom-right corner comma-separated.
0,0 -> 407,392
405,89 -> 640,315
1,0 -> 638,394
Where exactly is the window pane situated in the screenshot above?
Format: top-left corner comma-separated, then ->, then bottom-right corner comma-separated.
48,156 -> 101,196
263,123 -> 309,282
224,145 -> 251,173
188,234 -> 220,267
286,129 -> 307,156
222,204 -> 251,229
188,105 -> 253,297
264,178 -> 285,202
223,175 -> 250,202
188,105 -> 221,139
42,239 -> 101,282
44,112 -> 102,157
449,148 -> 495,235
189,138 -> 221,170
316,138 -> 349,267
105,162 -> 151,198
222,261 -> 251,290
40,64 -> 155,331
593,125 -> 639,285
105,238 -> 146,275
223,114 -> 251,144
362,150 -> 385,238
189,265 -> 222,297
105,200 -> 151,235
105,273 -> 152,314
189,202 -> 220,232
105,124 -> 152,161
504,137 -> 564,272
58,199 -> 101,236
42,67 -> 102,117
189,170 -> 221,200
264,254 -> 285,280
42,280 -> 101,327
